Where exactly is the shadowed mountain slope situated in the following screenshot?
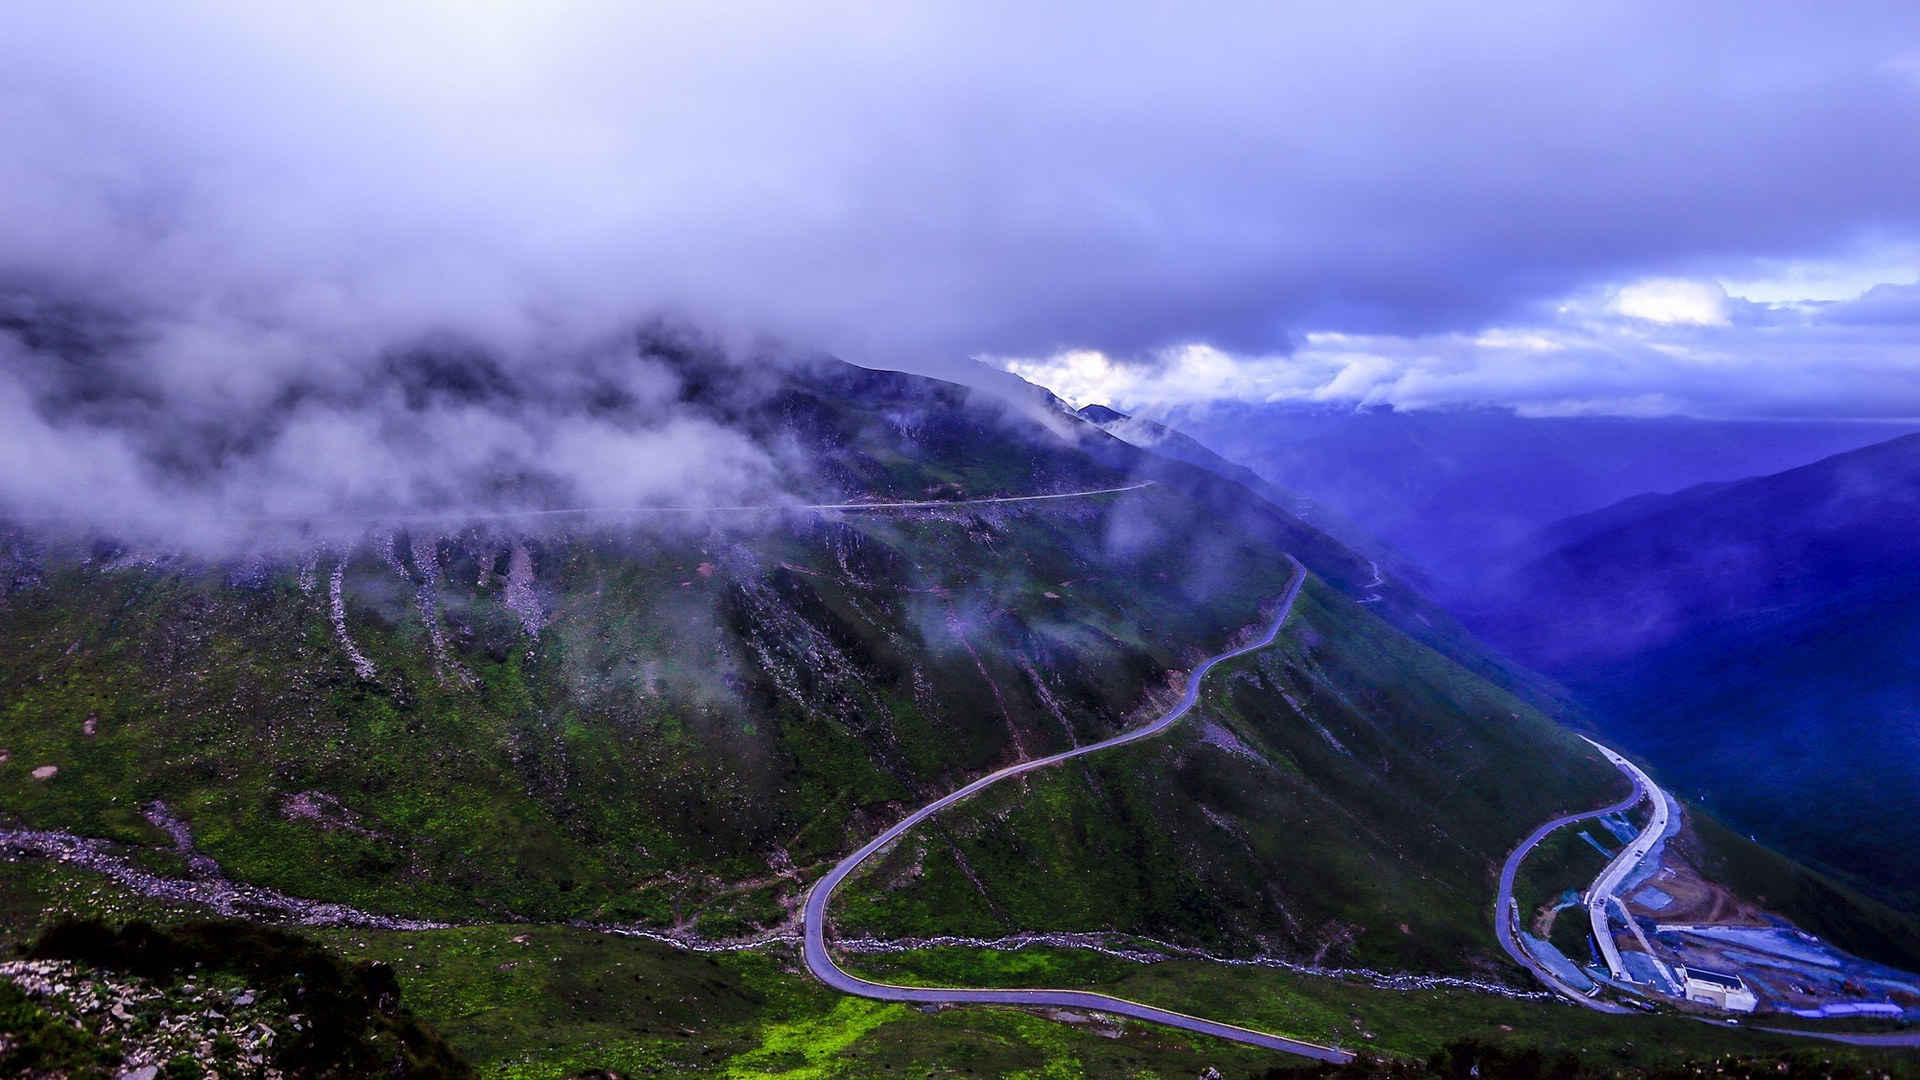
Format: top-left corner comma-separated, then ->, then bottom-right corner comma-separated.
1149,401 -> 1917,597
1470,433 -> 1920,908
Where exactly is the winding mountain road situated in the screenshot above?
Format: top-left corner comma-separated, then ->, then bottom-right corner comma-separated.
1497,743 -> 1920,1047
1580,738 -> 1678,991
801,558 -> 1355,1064
1493,744 -> 1647,1014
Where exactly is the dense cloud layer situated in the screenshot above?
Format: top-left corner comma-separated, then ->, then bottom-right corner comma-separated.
6,2 -> 1919,357
2,1 -> 1918,540
0,305 -> 788,549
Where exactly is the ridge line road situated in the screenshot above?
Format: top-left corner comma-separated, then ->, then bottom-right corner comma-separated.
801,558 -> 1357,1064
417,480 -> 1161,521
14,481 -> 1162,529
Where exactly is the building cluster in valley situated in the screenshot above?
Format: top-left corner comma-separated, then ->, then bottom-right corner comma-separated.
1519,776 -> 1920,1022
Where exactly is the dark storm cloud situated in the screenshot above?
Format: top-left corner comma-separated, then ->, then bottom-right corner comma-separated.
0,0 -> 1917,540
4,1 -> 1918,360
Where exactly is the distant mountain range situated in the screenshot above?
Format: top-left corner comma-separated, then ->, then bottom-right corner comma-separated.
1134,401 -> 1918,599
1074,403 -> 1429,589
1076,396 -> 1920,914
1469,433 -> 1920,907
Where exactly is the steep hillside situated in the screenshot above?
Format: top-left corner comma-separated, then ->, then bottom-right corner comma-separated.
1516,479 -> 1738,559
833,572 -> 1619,976
1470,433 -> 1920,907
8,340 -> 1914,1073
1076,402 -> 1429,591
0,339 -> 1591,944
1071,400 -> 1555,712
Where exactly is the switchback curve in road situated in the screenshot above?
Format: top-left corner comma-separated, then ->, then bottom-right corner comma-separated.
1498,744 -> 1920,1047
1493,744 -> 1645,1014
1581,738 -> 1677,990
801,557 -> 1355,1064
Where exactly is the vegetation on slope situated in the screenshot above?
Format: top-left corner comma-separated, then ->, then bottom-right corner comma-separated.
0,490 -> 1300,929
834,575 -> 1625,976
5,349 -> 1915,1076
8,861 -> 1908,1080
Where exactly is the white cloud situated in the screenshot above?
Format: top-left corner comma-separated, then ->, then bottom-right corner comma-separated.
999,350 -> 1133,407
1610,279 -> 1732,326
999,271 -> 1920,419
997,343 -> 1318,408
1716,245 -> 1920,303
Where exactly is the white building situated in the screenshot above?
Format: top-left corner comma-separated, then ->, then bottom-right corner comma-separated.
1676,965 -> 1758,1013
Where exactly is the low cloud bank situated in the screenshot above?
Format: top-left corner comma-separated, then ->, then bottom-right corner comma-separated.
0,301 -> 787,551
3,1 -> 1919,545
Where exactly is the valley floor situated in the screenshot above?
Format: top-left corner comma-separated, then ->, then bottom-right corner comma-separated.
8,854 -> 1919,1079
7,713 -> 1920,1076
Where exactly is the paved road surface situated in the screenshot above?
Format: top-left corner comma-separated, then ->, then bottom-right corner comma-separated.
802,558 -> 1355,1064
1493,754 -> 1644,1014
1499,744 -> 1920,1047
1580,738 -> 1677,990
19,481 -> 1162,529
1753,1025 -> 1920,1047
351,482 -> 1161,524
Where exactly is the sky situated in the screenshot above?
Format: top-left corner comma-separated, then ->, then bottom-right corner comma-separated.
3,1 -> 1920,536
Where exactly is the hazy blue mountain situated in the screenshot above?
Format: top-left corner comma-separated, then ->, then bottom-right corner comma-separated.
1073,402 -> 1429,590
1150,402 -> 1918,597
1470,432 -> 1920,907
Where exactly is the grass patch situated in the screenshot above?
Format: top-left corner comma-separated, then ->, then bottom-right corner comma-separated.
843,945 -> 1920,1075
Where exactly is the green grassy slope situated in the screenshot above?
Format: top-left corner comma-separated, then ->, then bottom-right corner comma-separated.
6,868 -> 1913,1079
0,487 -> 1301,927
834,575 -> 1625,976
1578,579 -> 1920,914
6,353 -> 1917,1076
0,351 -> 1586,954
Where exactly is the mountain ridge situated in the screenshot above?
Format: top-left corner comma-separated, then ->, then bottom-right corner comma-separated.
1467,430 -> 1920,908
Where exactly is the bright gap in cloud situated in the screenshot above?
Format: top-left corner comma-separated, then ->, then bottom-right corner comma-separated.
1610,279 -> 1731,326
997,270 -> 1920,420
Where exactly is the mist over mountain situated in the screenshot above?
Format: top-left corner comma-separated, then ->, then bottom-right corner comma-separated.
1142,401 -> 1918,594
1075,402 -> 1431,589
7,2 -> 1920,1073
0,298 -> 811,550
